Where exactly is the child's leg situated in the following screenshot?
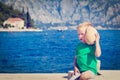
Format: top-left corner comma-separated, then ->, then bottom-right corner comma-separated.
80,70 -> 95,80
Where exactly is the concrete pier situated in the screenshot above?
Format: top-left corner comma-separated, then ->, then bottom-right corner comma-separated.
0,70 -> 120,80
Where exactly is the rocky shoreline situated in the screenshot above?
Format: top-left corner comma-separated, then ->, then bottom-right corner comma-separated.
0,28 -> 43,32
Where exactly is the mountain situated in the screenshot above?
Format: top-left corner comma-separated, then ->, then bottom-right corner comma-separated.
0,0 -> 120,29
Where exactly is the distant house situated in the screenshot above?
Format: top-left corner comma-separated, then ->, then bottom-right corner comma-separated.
3,18 -> 24,29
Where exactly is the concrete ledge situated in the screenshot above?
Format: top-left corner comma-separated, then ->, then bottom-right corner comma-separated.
0,70 -> 120,80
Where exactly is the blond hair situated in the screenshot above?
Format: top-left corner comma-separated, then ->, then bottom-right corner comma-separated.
77,22 -> 92,30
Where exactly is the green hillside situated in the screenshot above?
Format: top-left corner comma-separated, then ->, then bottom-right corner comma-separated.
0,1 -> 34,28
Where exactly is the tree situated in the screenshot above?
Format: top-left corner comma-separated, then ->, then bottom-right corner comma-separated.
26,7 -> 34,28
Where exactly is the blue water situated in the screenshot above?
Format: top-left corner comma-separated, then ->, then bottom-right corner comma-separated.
0,30 -> 120,73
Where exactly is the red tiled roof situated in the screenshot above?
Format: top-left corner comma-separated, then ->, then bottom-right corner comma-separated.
7,18 -> 24,23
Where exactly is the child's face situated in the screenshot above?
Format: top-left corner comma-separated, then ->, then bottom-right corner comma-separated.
77,27 -> 86,43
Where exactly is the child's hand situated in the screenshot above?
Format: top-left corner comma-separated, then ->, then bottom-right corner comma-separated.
74,66 -> 80,75
95,33 -> 100,43
94,32 -> 101,57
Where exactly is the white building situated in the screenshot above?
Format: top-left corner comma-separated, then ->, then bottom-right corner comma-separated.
3,18 -> 24,29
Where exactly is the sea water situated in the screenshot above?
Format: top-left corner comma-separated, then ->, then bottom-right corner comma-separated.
0,30 -> 120,73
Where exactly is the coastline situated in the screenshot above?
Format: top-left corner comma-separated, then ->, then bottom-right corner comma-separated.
0,70 -> 120,80
0,28 -> 120,32
0,28 -> 43,32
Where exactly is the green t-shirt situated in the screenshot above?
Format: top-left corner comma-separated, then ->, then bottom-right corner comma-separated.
76,43 -> 97,74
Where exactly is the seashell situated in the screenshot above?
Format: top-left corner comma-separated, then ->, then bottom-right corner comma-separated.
84,27 -> 98,45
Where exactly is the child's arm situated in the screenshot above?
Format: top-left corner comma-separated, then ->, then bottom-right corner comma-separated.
74,56 -> 80,74
95,33 -> 101,57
